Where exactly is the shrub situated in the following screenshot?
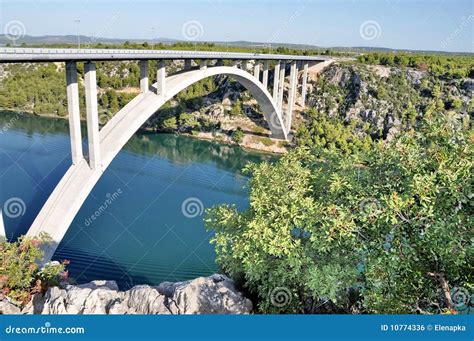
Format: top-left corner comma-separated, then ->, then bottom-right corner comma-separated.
205,113 -> 473,314
0,233 -> 69,305
231,128 -> 245,144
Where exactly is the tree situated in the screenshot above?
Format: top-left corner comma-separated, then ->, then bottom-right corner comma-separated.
230,99 -> 243,116
162,116 -> 178,131
178,112 -> 200,131
206,113 -> 473,314
231,128 -> 244,143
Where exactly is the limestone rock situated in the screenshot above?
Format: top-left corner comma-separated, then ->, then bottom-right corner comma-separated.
0,299 -> 21,314
21,275 -> 252,315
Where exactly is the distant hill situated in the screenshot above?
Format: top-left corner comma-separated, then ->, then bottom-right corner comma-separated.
0,34 -> 471,56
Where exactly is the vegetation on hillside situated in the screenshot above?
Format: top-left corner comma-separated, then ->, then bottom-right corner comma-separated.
206,113 -> 473,314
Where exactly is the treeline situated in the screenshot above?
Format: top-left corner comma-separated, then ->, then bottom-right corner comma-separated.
358,52 -> 474,79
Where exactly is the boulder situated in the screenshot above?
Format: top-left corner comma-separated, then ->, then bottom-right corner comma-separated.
0,299 -> 21,314
21,275 -> 252,315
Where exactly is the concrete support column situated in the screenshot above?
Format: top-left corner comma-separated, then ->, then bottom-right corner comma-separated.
301,62 -> 309,107
0,209 -> 5,238
140,60 -> 149,93
156,60 -> 166,96
65,61 -> 83,165
242,60 -> 249,72
272,61 -> 280,100
231,60 -> 239,67
277,61 -> 286,109
287,61 -> 298,130
184,59 -> 192,70
253,60 -> 260,80
199,60 -> 207,71
262,60 -> 269,88
84,62 -> 101,170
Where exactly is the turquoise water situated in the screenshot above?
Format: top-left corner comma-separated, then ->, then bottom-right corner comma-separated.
0,112 -> 275,288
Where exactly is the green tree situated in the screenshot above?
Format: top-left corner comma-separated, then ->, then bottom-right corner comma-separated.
178,112 -> 200,131
162,116 -> 178,131
206,113 -> 473,314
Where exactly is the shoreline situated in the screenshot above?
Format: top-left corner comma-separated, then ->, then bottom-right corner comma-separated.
0,108 -> 289,155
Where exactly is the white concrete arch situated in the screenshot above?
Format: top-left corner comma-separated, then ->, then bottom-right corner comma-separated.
26,66 -> 287,263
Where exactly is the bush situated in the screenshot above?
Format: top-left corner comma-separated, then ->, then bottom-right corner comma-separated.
178,113 -> 200,131
161,116 -> 178,131
0,233 -> 69,305
205,113 -> 473,314
231,128 -> 245,144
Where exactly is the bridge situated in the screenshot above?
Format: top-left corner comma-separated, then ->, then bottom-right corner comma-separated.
0,48 -> 332,263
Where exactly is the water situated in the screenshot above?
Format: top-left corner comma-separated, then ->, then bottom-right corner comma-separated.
0,111 -> 276,288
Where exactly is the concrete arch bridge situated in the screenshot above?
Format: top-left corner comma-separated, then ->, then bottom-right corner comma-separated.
0,48 -> 332,262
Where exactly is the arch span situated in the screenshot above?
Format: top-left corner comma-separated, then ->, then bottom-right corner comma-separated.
26,66 -> 287,263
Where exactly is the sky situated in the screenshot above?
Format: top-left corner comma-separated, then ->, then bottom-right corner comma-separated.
0,0 -> 472,52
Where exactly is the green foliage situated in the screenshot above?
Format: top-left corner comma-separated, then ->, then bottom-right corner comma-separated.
178,112 -> 200,131
206,113 -> 473,314
162,116 -> 178,131
230,99 -> 243,116
358,52 -> 473,79
257,137 -> 274,147
296,109 -> 373,154
0,233 -> 69,305
231,128 -> 244,143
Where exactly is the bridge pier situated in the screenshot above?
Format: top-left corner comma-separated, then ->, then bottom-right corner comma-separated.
242,60 -> 249,72
65,61 -> 83,165
301,62 -> 308,107
184,59 -> 192,70
277,61 -> 286,109
84,62 -> 101,170
253,60 -> 260,80
156,60 -> 166,96
199,60 -> 207,71
262,60 -> 269,88
231,60 -> 239,68
272,61 -> 280,101
286,61 -> 298,131
140,60 -> 149,93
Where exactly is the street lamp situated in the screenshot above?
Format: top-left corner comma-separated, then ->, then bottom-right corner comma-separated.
75,19 -> 80,49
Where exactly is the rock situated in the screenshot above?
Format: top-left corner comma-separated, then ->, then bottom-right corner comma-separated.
158,274 -> 252,314
0,299 -> 21,314
20,275 -> 252,315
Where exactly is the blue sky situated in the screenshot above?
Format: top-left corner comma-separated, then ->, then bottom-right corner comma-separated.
0,0 -> 472,52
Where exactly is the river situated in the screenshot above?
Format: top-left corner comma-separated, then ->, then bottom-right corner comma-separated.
0,111 -> 276,288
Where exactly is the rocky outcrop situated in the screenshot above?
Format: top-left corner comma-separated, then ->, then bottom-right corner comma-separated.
0,299 -> 21,314
17,274 -> 252,315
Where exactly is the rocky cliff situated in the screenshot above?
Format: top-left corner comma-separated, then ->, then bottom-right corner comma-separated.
0,274 -> 252,314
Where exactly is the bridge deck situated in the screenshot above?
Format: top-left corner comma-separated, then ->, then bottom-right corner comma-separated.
0,47 -> 330,63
